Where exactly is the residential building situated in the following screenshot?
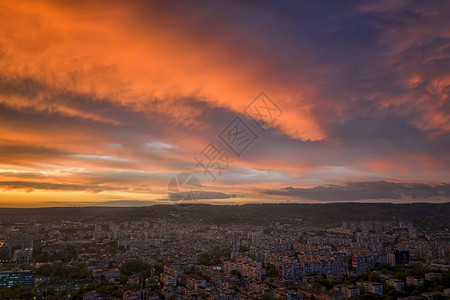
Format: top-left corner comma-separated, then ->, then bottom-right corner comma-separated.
406,276 -> 424,287
0,270 -> 35,289
386,279 -> 404,291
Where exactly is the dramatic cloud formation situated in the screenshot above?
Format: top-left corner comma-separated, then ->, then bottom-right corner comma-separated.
265,181 -> 450,202
0,0 -> 449,206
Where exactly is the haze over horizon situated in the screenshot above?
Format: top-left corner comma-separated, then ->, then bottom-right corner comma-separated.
1,0 -> 449,207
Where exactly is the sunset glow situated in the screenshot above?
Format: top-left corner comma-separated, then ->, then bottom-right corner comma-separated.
1,0 -> 449,207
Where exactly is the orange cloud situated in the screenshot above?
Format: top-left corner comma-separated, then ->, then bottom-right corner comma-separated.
0,0 -> 325,141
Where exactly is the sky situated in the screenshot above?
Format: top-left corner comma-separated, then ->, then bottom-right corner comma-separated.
0,0 -> 449,207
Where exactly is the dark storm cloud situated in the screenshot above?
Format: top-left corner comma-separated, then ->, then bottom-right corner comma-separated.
265,181 -> 450,201
167,191 -> 235,201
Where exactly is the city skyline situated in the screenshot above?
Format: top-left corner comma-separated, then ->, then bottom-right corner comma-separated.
1,0 -> 450,207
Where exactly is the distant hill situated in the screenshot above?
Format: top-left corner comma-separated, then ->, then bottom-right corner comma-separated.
0,202 -> 448,229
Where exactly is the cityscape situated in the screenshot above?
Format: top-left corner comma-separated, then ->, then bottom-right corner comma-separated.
1,0 -> 450,299
0,204 -> 449,299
